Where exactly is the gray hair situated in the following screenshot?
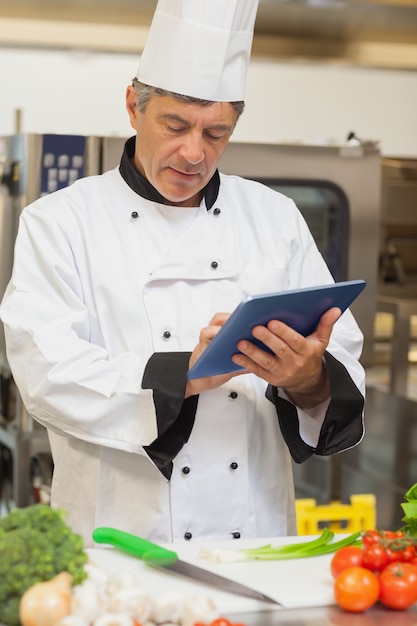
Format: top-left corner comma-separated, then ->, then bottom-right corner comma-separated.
131,77 -> 245,118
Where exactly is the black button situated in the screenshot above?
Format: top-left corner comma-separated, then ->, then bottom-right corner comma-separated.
230,462 -> 238,470
184,532 -> 192,540
210,261 -> 218,269
163,331 -> 171,339
182,466 -> 190,474
232,531 -> 241,539
213,208 -> 221,215
229,391 -> 238,399
131,211 -> 139,219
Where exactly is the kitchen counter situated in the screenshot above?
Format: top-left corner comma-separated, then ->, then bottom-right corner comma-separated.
226,604 -> 417,625
86,536 -> 417,625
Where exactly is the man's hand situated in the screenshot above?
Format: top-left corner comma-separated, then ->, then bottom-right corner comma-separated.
230,307 -> 342,409
185,312 -> 245,397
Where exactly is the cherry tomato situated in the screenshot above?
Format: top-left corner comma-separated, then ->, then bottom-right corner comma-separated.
209,620 -> 233,626
361,544 -> 389,572
331,546 -> 364,579
382,530 -> 396,540
361,529 -> 382,548
385,545 -> 405,563
394,531 -> 406,539
334,566 -> 380,612
396,545 -> 417,562
379,562 -> 417,610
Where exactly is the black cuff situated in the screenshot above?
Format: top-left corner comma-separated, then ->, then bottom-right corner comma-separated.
315,352 -> 364,455
267,351 -> 364,464
144,395 -> 198,480
141,352 -> 199,479
142,352 -> 192,398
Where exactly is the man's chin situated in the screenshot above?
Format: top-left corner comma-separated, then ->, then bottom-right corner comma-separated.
159,186 -> 202,207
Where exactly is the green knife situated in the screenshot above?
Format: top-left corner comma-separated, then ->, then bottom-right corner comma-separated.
92,526 -> 281,606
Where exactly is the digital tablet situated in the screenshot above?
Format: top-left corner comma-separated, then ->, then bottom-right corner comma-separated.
187,279 -> 366,380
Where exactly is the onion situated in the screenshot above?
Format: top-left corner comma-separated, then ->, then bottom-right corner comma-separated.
19,571 -> 73,626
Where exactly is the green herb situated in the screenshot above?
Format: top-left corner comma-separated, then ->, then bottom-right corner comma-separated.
199,528 -> 361,563
400,482 -> 417,536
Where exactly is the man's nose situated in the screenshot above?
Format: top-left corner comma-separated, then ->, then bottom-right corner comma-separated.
179,132 -> 204,165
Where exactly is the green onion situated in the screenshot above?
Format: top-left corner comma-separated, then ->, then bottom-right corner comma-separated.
199,529 -> 361,563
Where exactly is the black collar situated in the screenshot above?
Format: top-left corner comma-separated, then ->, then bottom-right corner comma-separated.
119,136 -> 220,209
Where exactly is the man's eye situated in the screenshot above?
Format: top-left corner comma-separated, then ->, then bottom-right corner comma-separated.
169,126 -> 186,133
205,132 -> 224,141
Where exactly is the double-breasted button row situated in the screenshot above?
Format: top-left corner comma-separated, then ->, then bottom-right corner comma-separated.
209,207 -> 221,269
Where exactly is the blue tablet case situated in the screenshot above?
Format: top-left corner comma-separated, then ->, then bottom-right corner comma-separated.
187,279 -> 366,380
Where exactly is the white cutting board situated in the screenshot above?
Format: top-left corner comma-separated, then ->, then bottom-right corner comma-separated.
87,535 -> 337,615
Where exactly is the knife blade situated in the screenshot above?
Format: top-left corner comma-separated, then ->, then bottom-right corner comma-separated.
92,526 -> 281,606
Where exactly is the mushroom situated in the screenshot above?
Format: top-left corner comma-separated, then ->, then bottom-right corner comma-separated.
93,613 -> 135,626
106,585 -> 153,622
71,581 -> 105,622
180,595 -> 219,626
151,591 -> 185,624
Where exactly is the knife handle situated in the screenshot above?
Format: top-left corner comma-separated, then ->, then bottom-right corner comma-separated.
92,527 -> 178,564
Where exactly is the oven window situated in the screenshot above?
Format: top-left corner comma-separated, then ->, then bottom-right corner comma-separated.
255,179 -> 349,282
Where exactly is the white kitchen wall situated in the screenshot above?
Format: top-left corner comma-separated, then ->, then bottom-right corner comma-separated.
1,46 -> 416,157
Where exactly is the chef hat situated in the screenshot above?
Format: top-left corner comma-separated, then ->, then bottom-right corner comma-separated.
136,0 -> 259,102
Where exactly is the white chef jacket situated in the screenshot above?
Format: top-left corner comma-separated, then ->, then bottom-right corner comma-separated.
0,138 -> 365,547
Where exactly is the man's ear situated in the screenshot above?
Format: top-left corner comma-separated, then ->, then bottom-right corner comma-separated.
125,85 -> 138,129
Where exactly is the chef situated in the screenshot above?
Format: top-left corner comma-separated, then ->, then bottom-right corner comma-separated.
0,0 -> 365,547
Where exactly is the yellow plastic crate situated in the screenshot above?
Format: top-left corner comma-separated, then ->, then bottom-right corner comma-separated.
296,494 -> 376,535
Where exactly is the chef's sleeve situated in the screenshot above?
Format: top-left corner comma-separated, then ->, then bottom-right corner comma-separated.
266,351 -> 365,463
141,351 -> 198,479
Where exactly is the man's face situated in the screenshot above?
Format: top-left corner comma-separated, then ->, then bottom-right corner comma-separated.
126,87 -> 239,207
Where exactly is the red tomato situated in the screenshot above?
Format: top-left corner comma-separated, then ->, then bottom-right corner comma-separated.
382,530 -> 396,539
334,566 -> 380,612
397,545 -> 417,563
209,620 -> 233,626
361,530 -> 382,548
379,562 -> 417,610
331,546 -> 364,579
361,544 -> 389,572
385,546 -> 405,563
394,531 -> 406,538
